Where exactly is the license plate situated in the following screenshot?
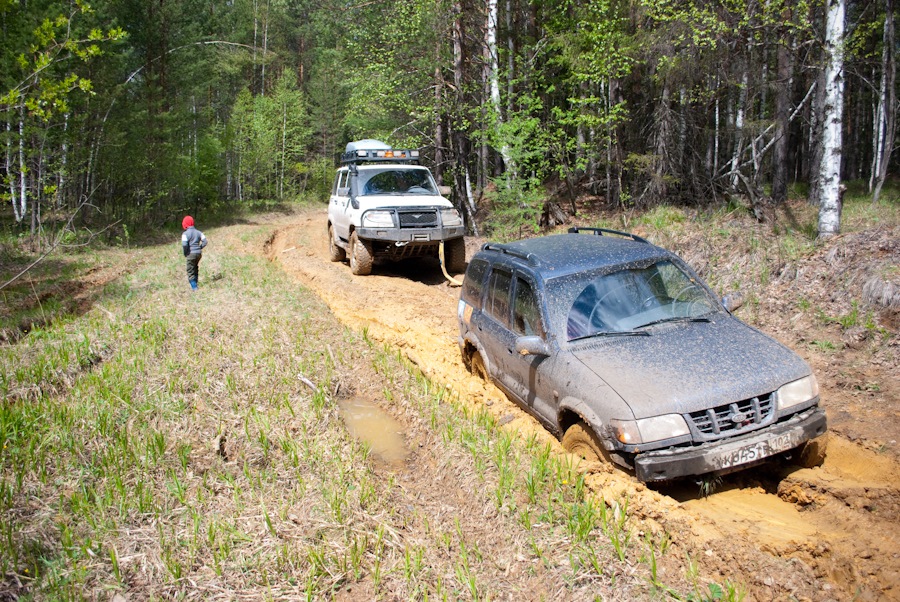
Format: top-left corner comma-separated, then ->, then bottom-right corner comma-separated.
710,431 -> 799,470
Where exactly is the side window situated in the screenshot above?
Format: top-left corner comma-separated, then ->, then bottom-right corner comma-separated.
332,171 -> 341,195
337,171 -> 349,193
486,268 -> 513,329
513,277 -> 545,338
462,259 -> 489,306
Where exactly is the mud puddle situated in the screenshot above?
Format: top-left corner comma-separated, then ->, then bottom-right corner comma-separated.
338,396 -> 410,470
261,210 -> 900,601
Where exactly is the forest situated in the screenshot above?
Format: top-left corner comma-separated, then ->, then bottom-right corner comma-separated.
1,0 -> 897,245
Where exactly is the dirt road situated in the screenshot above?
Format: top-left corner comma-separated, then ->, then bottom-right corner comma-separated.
263,209 -> 899,601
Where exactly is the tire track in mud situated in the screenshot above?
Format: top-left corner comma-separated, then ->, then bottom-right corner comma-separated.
263,211 -> 900,601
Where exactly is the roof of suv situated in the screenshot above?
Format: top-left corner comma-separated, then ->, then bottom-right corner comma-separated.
475,232 -> 671,280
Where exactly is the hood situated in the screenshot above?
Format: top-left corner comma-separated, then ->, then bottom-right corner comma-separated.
358,194 -> 453,209
570,317 -> 811,419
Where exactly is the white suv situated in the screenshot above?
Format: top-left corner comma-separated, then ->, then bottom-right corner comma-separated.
327,140 -> 466,276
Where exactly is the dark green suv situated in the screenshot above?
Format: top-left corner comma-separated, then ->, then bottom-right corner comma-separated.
456,228 -> 827,482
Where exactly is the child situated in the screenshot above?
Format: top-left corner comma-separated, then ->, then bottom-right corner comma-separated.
181,215 -> 208,290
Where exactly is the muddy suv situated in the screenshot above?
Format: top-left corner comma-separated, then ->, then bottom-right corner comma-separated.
327,140 -> 466,276
457,227 -> 827,482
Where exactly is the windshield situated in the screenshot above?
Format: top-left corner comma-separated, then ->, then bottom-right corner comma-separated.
563,260 -> 719,341
360,169 -> 438,195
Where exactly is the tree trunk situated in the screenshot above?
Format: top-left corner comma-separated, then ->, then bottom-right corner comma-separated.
872,0 -> 896,204
18,107 -> 27,224
772,22 -> 794,205
816,0 -> 847,238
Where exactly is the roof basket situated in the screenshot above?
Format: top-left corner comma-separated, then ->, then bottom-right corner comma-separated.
341,139 -> 420,165
567,226 -> 649,244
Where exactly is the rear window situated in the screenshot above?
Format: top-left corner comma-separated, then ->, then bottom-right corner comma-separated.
462,259 -> 489,306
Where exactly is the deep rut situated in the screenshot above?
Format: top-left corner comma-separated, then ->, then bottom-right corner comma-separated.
263,211 -> 900,601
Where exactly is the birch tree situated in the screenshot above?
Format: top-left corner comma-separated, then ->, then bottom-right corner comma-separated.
870,0 -> 896,204
816,0 -> 847,238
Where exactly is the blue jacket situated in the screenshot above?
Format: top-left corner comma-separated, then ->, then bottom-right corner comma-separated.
181,227 -> 208,256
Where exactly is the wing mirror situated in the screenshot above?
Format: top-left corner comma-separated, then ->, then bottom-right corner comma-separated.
438,185 -> 452,197
722,291 -> 745,312
515,336 -> 551,357
337,186 -> 350,197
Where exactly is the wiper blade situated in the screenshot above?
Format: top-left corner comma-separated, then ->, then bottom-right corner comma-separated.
637,316 -> 711,329
569,330 -> 650,342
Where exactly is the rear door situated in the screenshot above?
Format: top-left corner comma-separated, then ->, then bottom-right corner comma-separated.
482,269 -> 556,425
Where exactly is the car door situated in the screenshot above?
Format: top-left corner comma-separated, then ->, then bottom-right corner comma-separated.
330,169 -> 351,242
482,269 -> 556,426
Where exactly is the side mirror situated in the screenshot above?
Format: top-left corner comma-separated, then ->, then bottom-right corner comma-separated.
722,291 -> 744,312
438,185 -> 452,197
337,187 -> 350,197
515,336 -> 551,357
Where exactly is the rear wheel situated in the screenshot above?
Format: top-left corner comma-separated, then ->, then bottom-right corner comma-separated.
328,224 -> 346,262
562,421 -> 612,465
349,232 -> 373,275
443,238 -> 466,273
468,350 -> 488,381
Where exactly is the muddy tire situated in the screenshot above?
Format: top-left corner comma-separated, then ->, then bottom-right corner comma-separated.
796,434 -> 828,468
349,231 -> 373,276
469,350 -> 488,381
562,421 -> 611,464
443,238 -> 466,274
328,224 -> 346,262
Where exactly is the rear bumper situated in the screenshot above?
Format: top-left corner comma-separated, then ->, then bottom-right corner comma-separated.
634,407 -> 827,482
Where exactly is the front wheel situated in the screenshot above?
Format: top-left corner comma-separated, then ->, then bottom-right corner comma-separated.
328,224 -> 346,262
795,434 -> 828,468
443,238 -> 466,274
562,421 -> 612,466
349,232 -> 373,275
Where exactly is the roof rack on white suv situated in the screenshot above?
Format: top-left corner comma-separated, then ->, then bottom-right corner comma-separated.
341,139 -> 420,165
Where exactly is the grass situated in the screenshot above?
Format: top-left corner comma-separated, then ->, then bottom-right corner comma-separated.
0,212 -> 744,600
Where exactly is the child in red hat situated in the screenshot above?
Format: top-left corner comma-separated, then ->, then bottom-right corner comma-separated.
181,216 -> 208,290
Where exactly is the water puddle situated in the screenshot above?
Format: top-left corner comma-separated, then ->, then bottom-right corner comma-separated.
338,397 -> 410,469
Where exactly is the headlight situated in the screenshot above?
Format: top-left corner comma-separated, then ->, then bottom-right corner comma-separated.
440,208 -> 463,227
777,374 -> 819,410
362,210 -> 395,227
609,414 -> 690,445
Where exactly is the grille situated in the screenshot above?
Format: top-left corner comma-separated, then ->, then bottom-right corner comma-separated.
688,394 -> 774,438
399,210 -> 437,228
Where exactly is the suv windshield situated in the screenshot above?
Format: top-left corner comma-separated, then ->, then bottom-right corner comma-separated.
564,260 -> 718,340
361,169 -> 438,195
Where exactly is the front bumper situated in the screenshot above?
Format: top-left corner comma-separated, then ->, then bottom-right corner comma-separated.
357,225 -> 465,243
634,407 -> 827,482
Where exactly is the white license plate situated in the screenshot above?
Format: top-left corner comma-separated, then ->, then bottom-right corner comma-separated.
710,431 -> 799,470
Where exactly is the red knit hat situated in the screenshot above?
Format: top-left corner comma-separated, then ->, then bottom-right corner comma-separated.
182,215 -> 194,229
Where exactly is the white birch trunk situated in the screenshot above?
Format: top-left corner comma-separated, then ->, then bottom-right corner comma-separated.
486,0 -> 513,175
729,69 -> 749,189
816,0 -> 846,238
872,0 -> 895,204
7,119 -> 21,222
18,108 -> 27,223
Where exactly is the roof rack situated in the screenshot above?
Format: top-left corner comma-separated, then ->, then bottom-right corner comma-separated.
481,243 -> 542,266
567,226 -> 649,244
340,139 -> 420,165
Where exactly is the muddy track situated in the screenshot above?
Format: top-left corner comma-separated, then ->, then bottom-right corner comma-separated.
263,210 -> 899,601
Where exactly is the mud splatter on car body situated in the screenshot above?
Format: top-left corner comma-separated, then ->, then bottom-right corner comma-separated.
457,228 -> 827,481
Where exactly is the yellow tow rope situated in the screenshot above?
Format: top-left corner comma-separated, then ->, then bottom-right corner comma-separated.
438,241 -> 463,287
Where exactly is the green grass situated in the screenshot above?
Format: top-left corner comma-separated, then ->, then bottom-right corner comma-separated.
0,215 -> 738,600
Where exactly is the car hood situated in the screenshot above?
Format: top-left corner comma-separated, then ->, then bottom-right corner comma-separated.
570,317 -> 811,419
358,194 -> 453,209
